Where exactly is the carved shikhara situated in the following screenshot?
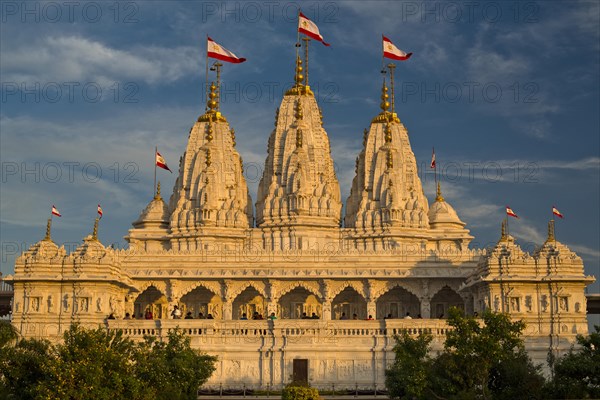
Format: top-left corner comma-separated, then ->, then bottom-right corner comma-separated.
6,71 -> 594,390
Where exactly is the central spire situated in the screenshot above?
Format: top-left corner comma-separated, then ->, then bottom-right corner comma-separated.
255,42 -> 341,250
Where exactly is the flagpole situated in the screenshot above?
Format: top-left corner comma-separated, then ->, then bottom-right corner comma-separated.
388,63 -> 396,115
381,34 -> 386,74
154,146 -> 157,197
296,9 -> 301,67
205,34 -> 209,112
302,37 -> 310,87
433,147 -> 437,186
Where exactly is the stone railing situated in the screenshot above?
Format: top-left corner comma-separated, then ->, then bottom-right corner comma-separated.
106,318 -> 453,341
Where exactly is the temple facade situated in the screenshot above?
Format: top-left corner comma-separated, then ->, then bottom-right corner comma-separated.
6,54 -> 595,390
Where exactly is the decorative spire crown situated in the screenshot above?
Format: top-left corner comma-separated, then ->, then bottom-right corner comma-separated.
198,81 -> 226,122
435,181 -> 445,202
92,218 -> 99,241
372,78 -> 400,123
154,181 -> 162,200
500,219 -> 507,241
546,219 -> 555,243
44,218 -> 52,241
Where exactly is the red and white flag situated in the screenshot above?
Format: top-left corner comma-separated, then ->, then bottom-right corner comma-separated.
552,206 -> 564,219
156,151 -> 172,172
383,35 -> 412,61
97,204 -> 103,219
506,206 -> 519,219
207,37 -> 247,64
298,12 -> 330,46
430,148 -> 436,169
51,205 -> 62,217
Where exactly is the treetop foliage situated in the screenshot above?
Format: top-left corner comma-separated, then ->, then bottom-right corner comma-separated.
0,322 -> 216,400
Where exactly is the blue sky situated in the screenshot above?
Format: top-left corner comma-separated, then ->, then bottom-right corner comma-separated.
1,1 -> 599,305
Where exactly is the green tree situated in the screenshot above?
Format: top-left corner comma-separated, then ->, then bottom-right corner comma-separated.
135,329 -> 217,400
0,324 -> 217,400
385,331 -> 433,399
385,308 -> 545,400
544,325 -> 600,399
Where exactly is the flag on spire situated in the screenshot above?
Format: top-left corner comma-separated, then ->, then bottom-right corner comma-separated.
430,148 -> 436,169
207,37 -> 247,63
552,206 -> 564,219
156,150 -> 172,172
97,204 -> 103,219
383,35 -> 412,61
51,205 -> 61,217
298,12 -> 330,46
506,206 -> 519,218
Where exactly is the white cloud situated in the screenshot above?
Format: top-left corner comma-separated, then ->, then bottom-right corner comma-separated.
1,36 -> 200,86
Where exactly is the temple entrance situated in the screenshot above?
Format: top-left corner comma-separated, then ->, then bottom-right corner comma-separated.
180,286 -> 222,319
232,286 -> 266,319
331,287 -> 367,320
376,286 -> 421,319
292,359 -> 308,384
431,286 -> 464,318
279,287 -> 322,319
134,286 -> 167,319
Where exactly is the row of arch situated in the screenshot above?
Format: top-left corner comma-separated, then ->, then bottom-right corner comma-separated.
133,283 -> 464,320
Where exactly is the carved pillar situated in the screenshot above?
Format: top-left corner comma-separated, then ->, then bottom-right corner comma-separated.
267,300 -> 278,318
124,294 -> 135,317
322,299 -> 332,320
367,300 -> 376,319
420,297 -> 431,319
223,300 -> 233,320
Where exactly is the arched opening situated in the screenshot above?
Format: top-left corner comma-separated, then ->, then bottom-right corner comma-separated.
278,287 -> 322,319
331,287 -> 367,320
232,286 -> 266,320
431,286 -> 464,318
180,286 -> 222,319
376,286 -> 420,319
134,286 -> 168,319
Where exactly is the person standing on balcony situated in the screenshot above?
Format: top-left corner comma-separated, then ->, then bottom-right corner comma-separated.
171,305 -> 182,319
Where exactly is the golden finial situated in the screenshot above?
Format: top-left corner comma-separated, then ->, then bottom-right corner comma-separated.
44,218 -> 52,241
207,82 -> 218,112
384,123 -> 392,143
296,128 -> 303,148
386,149 -> 393,169
205,148 -> 212,167
206,123 -> 213,142
294,56 -> 304,87
380,80 -> 390,113
154,181 -> 162,200
274,107 -> 279,127
92,218 -> 99,241
435,181 -> 445,202
295,99 -> 303,120
230,128 -> 236,147
546,220 -> 555,243
500,220 -> 507,241
363,128 -> 368,146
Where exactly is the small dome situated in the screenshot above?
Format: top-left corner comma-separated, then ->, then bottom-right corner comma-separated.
133,196 -> 170,229
428,199 -> 465,229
